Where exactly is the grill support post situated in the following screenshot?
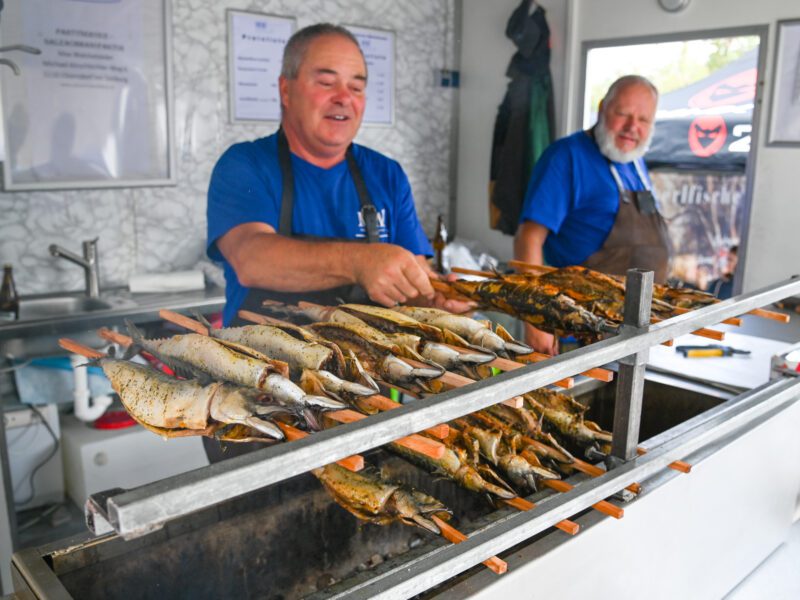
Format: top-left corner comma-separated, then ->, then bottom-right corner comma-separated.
609,268 -> 654,464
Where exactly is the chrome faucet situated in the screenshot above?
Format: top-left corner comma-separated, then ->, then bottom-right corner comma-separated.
49,238 -> 101,298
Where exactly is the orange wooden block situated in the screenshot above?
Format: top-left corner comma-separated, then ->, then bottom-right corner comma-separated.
159,309 -> 209,335
325,410 -> 445,459
431,515 -> 508,575
276,422 -> 363,472
502,497 -> 580,535
542,480 -> 624,519
748,307 -> 790,323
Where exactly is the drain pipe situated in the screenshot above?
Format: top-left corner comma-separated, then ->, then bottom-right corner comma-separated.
70,354 -> 112,422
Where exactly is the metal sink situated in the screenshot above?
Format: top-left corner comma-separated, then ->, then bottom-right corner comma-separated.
18,295 -> 113,320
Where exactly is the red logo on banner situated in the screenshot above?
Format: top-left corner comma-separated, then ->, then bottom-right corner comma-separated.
688,115 -> 728,157
688,69 -> 756,109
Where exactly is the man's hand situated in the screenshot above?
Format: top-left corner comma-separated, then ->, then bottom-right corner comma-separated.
524,323 -> 558,355
350,245 -> 435,306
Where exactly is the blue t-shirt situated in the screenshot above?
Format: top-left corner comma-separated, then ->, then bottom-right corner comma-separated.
207,133 -> 433,325
519,130 -> 653,266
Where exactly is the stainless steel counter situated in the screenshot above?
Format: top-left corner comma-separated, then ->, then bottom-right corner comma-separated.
0,287 -> 226,358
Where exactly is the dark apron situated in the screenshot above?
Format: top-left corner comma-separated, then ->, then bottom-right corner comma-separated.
582,135 -> 671,283
203,129 -> 381,463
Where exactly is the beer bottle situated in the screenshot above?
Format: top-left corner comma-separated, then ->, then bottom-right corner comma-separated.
433,215 -> 448,273
0,264 -> 19,322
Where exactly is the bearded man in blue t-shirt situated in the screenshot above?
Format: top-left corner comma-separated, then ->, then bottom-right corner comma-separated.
207,23 -> 469,327
514,75 -> 671,354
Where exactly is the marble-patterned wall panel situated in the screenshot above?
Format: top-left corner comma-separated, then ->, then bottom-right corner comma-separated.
0,0 -> 455,294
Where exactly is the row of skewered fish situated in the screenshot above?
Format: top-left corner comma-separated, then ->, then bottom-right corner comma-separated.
436,265 -> 721,339
63,299 -> 615,536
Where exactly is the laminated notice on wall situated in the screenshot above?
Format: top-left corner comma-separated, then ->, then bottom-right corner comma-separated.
347,25 -> 395,126
227,11 -> 295,122
0,0 -> 174,190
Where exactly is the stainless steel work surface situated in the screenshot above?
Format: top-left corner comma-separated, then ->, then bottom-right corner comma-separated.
648,331 -> 792,391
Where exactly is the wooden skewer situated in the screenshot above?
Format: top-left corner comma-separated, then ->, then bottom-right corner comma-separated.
636,447 -> 692,473
650,315 -> 725,341
747,307 -> 790,323
325,409 -> 446,459
450,266 -> 496,278
507,260 -> 555,274
425,366 -> 524,407
97,327 -> 132,347
159,309 -> 209,335
360,395 -> 449,439
541,480 -> 624,519
59,338 -> 105,359
431,515 -> 508,575
275,422 -> 364,472
510,353 -> 613,383
671,306 -> 742,326
521,435 -> 642,495
503,497 -> 580,535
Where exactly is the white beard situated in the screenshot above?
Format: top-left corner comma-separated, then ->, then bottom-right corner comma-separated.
595,115 -> 654,164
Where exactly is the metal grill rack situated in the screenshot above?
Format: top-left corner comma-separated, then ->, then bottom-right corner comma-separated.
12,273 -> 800,599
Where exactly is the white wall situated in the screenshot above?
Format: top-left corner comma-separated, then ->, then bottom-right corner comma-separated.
566,0 -> 800,292
456,0 -> 570,262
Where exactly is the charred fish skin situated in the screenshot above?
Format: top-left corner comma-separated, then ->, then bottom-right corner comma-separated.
389,439 -> 517,500
525,390 -> 613,448
312,463 -> 450,534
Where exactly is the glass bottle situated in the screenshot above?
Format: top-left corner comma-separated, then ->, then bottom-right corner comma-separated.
433,215 -> 448,273
0,264 -> 19,322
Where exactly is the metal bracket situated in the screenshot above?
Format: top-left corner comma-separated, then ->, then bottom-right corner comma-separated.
610,269 -> 654,463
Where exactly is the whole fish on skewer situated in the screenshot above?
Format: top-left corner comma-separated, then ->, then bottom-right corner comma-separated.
119,321 -> 345,413
447,278 -> 617,337
388,434 -> 517,501
304,320 -> 445,394
60,339 -> 289,442
450,422 -> 559,492
190,312 -> 379,399
264,301 -> 495,374
467,411 -> 577,477
312,462 -> 452,534
392,305 -> 532,358
524,389 -> 613,454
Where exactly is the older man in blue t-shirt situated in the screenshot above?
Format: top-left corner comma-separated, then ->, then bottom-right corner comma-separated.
207,23 -> 468,326
514,75 -> 670,354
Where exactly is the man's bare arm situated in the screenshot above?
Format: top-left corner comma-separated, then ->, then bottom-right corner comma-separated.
513,221 -> 558,355
513,221 -> 549,266
217,222 -> 435,307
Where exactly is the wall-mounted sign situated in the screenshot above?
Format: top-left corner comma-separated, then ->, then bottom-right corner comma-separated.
347,25 -> 395,126
0,0 -> 175,191
227,11 -> 295,123
767,19 -> 800,146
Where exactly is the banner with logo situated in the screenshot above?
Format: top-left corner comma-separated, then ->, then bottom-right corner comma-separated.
651,170 -> 744,290
646,50 -> 757,172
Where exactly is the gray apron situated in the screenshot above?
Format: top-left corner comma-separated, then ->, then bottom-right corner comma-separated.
582,147 -> 671,283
